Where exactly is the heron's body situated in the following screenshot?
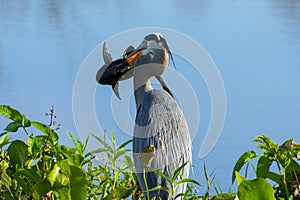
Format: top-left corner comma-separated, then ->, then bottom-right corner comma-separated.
133,89 -> 191,199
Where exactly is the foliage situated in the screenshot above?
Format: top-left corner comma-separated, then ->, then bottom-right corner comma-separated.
1,105 -> 300,199
232,135 -> 300,200
235,171 -> 275,200
0,105 -> 88,199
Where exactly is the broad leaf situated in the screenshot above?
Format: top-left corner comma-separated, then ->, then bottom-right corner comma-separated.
31,121 -> 59,142
69,165 -> 88,200
232,150 -> 258,184
4,121 -> 23,132
58,160 -> 88,200
235,171 -> 246,186
33,180 -> 52,199
17,168 -> 40,182
48,164 -> 61,186
256,155 -> 272,178
237,177 -> 275,200
22,114 -> 31,127
0,105 -> 23,122
7,140 -> 29,167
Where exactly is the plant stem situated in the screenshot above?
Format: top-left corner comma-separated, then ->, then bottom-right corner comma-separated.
283,169 -> 290,200
41,105 -> 55,180
144,167 -> 150,200
22,127 -> 29,136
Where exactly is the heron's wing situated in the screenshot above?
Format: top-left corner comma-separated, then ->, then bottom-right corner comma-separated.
133,90 -> 191,198
103,42 -> 113,65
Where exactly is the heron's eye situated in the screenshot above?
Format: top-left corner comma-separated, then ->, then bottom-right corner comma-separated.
147,51 -> 154,56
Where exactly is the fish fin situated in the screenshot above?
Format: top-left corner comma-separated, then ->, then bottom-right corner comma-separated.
103,42 -> 113,65
112,82 -> 121,100
123,45 -> 135,58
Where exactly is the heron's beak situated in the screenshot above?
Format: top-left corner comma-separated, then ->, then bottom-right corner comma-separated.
126,48 -> 147,65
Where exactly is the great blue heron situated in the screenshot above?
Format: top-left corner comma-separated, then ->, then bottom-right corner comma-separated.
97,33 -> 191,199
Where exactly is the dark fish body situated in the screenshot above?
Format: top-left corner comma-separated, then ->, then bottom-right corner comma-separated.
96,58 -> 133,85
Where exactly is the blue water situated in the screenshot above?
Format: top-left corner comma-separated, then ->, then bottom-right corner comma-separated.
1,0 -> 300,194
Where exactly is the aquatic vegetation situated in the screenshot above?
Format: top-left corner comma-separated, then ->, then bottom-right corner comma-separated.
0,105 -> 299,199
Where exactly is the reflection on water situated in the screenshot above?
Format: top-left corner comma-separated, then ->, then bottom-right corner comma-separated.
1,0 -> 300,192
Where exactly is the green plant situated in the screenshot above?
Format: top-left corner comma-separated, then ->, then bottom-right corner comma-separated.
232,135 -> 300,199
147,162 -> 201,199
235,171 -> 275,200
198,164 -> 235,200
0,105 -> 88,199
85,132 -> 137,200
4,105 -> 299,199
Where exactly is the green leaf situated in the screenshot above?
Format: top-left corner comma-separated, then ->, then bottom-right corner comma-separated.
111,133 -> 116,146
17,168 -> 40,182
266,171 -> 282,184
147,185 -> 166,193
212,193 -> 236,200
0,132 -> 10,149
55,174 -> 69,188
254,135 -> 279,152
7,140 -> 29,167
33,180 -> 52,199
237,177 -> 275,200
235,171 -> 246,186
85,147 -> 109,158
151,168 -> 172,185
172,161 -> 189,181
31,121 -> 59,142
22,114 -> 31,127
58,160 -> 88,200
176,178 -> 201,186
104,186 -> 135,200
204,163 -> 210,185
69,165 -> 88,200
1,171 -> 12,196
53,186 -> 71,199
67,131 -> 85,154
114,148 -> 130,161
232,150 -> 258,184
48,164 -> 61,187
0,105 -> 23,122
124,155 -> 134,168
4,121 -> 23,132
118,139 -> 133,149
91,133 -> 112,151
256,156 -> 272,178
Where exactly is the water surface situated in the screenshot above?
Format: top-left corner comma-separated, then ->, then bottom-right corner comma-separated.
1,0 -> 300,192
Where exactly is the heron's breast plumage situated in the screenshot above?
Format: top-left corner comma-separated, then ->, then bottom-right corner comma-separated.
133,89 -> 191,180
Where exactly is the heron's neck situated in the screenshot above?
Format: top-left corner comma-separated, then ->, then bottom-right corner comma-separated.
134,74 -> 153,109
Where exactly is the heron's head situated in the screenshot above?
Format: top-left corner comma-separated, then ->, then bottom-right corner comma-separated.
127,33 -> 170,78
